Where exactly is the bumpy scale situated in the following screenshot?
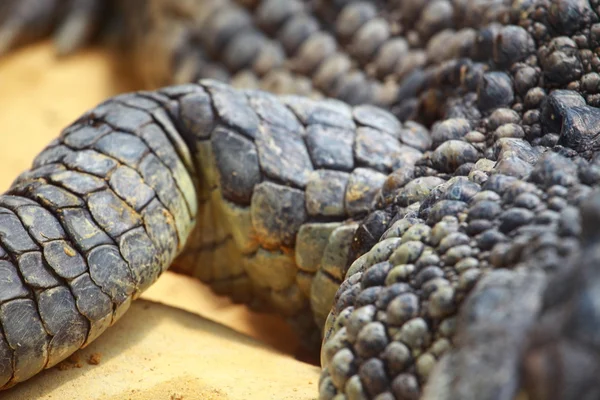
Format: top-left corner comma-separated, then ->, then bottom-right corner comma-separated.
2,0 -> 600,400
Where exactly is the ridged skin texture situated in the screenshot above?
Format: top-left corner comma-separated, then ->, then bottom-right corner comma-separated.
3,0 -> 600,400
169,80 -> 416,346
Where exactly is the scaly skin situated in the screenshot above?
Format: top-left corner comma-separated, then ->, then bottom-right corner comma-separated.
2,0 -> 600,399
0,79 -> 405,387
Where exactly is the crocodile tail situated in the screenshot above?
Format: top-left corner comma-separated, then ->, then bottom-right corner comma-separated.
0,87 -> 195,388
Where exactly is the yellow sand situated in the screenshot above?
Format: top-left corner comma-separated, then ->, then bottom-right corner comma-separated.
0,42 -> 319,400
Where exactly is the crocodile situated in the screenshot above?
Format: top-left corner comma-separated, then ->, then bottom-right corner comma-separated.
1,0 -> 600,399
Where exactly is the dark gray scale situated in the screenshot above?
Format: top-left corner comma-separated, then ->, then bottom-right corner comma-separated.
87,245 -> 136,305
36,286 -> 88,367
23,183 -> 86,209
282,96 -> 356,130
353,105 -> 402,138
61,123 -> 113,150
430,118 -> 471,148
250,181 -> 307,248
393,177 -> 442,208
477,71 -> 515,112
0,332 -> 13,388
17,252 -> 61,289
138,121 -> 197,212
57,208 -> 113,252
430,141 -> 480,174
159,31 -> 231,86
306,170 -> 350,217
155,84 -> 199,99
101,103 -> 154,133
15,164 -> 67,183
0,0 -> 106,58
141,199 -> 179,268
315,2 -> 399,93
187,1 -> 283,76
42,240 -> 87,279
0,299 -> 49,385
176,87 -> 216,142
0,259 -> 30,304
0,208 -> 39,255
202,80 -> 261,139
354,127 -> 404,173
86,189 -> 143,238
414,0 -> 455,41
31,145 -> 74,169
489,25 -> 535,67
114,94 -> 161,111
108,166 -> 155,211
210,126 -> 262,204
255,123 -> 314,188
0,196 -> 39,210
529,153 -> 580,189
48,170 -> 107,195
557,105 -> 600,156
69,273 -> 113,345
330,70 -> 376,107
540,90 -> 586,135
95,132 -> 149,169
138,153 -> 191,242
150,104 -> 195,169
399,121 -> 431,154
232,15 -> 287,75
321,143 -> 594,400
305,124 -> 355,171
246,90 -> 304,134
62,149 -> 119,177
118,227 -> 161,293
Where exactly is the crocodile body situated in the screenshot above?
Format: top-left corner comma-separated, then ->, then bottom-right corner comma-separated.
1,1 -> 600,399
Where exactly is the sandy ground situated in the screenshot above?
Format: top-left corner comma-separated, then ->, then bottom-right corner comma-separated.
0,43 -> 320,400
